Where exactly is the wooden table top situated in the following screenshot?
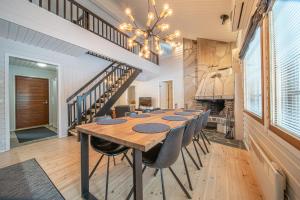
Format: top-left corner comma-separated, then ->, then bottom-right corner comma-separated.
76,110 -> 200,152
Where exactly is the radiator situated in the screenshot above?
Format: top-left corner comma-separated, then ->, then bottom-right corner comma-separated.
249,136 -> 286,200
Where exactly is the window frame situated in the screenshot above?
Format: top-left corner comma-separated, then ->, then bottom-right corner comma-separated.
243,25 -> 265,125
267,9 -> 300,150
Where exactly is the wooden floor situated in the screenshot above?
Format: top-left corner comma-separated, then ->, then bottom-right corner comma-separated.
0,136 -> 263,200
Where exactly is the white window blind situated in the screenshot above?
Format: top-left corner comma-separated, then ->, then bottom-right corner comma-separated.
270,0 -> 300,138
244,27 -> 263,117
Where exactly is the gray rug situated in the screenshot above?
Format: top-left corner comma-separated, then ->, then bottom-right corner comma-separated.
0,159 -> 64,200
204,129 -> 246,149
15,127 -> 57,143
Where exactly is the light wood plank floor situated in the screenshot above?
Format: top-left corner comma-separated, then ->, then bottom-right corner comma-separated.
0,136 -> 263,200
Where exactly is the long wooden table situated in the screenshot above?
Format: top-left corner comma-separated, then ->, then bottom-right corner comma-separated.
76,110 -> 198,200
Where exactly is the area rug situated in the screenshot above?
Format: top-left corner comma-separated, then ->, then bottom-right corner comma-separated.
15,127 -> 57,143
0,159 -> 64,200
204,129 -> 246,150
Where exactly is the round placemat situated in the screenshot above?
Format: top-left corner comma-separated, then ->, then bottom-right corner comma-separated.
183,109 -> 198,112
174,111 -> 194,116
162,115 -> 188,121
96,118 -> 127,125
163,109 -> 175,111
151,110 -> 165,114
129,114 -> 151,118
132,123 -> 170,134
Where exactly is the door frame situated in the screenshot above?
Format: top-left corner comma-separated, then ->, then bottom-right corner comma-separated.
158,79 -> 175,109
4,53 -> 62,151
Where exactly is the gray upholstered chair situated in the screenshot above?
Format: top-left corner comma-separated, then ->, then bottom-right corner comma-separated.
194,114 -> 209,154
115,105 -> 130,118
90,116 -> 132,200
126,126 -> 191,200
201,110 -> 211,145
180,118 -> 202,190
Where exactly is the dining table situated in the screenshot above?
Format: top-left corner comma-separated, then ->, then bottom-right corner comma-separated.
76,110 -> 200,200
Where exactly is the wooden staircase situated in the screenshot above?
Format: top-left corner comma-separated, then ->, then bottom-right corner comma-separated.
67,61 -> 141,137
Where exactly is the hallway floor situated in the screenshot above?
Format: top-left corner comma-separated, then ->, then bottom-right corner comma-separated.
0,135 -> 263,200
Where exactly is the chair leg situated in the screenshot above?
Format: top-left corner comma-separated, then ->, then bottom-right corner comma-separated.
126,166 -> 147,200
181,149 -> 193,190
168,167 -> 192,199
113,156 -> 116,166
184,147 -> 200,170
195,138 -> 207,155
200,131 -> 209,153
124,153 -> 133,167
193,140 -> 203,167
89,154 -> 104,179
105,157 -> 110,200
201,130 -> 211,145
121,152 -> 127,161
160,169 -> 166,200
154,168 -> 159,176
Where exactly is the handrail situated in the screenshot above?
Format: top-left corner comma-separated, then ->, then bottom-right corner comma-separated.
66,61 -> 116,103
28,0 -> 159,65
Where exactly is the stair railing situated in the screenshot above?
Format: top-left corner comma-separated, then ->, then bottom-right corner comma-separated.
68,64 -> 134,128
28,0 -> 159,65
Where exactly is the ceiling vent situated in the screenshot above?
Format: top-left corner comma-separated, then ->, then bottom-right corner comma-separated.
231,0 -> 257,31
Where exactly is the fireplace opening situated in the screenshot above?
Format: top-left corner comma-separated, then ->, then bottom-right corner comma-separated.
195,99 -> 225,116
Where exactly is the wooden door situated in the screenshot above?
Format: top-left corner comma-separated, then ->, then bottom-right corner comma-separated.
15,76 -> 49,129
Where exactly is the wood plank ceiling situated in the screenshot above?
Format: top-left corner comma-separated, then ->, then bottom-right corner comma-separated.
0,18 -> 87,57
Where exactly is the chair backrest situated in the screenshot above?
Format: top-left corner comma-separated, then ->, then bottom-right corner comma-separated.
125,112 -> 138,117
202,110 -> 211,127
153,126 -> 185,169
182,118 -> 197,147
194,114 -> 204,134
115,105 -> 130,118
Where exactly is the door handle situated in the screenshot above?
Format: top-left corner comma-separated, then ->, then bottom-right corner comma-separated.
44,100 -> 48,104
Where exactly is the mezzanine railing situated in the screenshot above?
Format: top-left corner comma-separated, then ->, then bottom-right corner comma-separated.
28,0 -> 159,65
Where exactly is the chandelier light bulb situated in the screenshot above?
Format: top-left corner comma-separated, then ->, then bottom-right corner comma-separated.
151,0 -> 156,6
158,24 -> 170,31
163,4 -> 169,10
147,12 -> 155,27
135,29 -> 143,36
174,30 -> 181,37
125,8 -> 131,15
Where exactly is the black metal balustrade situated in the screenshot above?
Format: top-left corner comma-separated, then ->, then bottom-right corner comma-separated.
67,62 -> 141,133
28,0 -> 159,65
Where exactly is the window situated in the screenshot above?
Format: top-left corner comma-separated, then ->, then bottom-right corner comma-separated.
269,0 -> 300,140
244,27 -> 263,120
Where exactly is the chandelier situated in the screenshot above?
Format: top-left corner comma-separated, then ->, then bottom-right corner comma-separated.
119,0 -> 181,58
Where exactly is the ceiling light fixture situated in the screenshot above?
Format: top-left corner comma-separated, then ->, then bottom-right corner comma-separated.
119,0 -> 181,58
37,63 -> 47,67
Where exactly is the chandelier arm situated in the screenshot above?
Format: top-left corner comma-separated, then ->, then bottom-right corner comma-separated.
149,17 -> 163,33
153,5 -> 159,18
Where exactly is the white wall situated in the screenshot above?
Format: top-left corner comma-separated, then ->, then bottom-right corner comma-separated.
9,64 -> 58,131
0,37 -> 111,152
135,46 -> 184,108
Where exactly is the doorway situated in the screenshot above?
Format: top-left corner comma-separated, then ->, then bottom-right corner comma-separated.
160,80 -> 173,109
9,57 -> 58,148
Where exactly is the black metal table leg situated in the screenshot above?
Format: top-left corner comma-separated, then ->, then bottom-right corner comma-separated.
133,149 -> 143,200
80,132 -> 89,199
